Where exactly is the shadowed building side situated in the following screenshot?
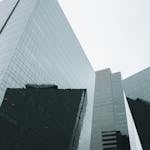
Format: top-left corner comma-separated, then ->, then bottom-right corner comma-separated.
0,85 -> 87,150
127,98 -> 150,150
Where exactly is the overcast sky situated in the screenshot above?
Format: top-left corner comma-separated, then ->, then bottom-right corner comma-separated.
58,0 -> 150,78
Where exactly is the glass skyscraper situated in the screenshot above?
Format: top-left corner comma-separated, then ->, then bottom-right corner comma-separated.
0,0 -> 145,150
90,69 -> 142,150
90,69 -> 128,150
0,0 -> 95,149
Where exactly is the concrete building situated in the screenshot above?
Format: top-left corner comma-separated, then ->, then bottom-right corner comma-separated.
0,0 -> 95,150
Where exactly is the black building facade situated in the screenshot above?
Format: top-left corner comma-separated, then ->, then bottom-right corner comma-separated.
0,85 -> 87,150
127,97 -> 150,150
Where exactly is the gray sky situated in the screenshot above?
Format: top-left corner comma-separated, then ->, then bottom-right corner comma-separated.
58,0 -> 150,78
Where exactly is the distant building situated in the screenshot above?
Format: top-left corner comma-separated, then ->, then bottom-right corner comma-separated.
123,67 -> 150,150
90,69 -> 129,150
123,67 -> 150,101
0,85 -> 87,150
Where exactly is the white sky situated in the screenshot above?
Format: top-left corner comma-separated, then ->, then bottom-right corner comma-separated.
58,0 -> 150,78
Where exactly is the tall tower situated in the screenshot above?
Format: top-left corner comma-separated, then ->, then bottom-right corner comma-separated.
90,69 -> 129,150
0,0 -> 95,149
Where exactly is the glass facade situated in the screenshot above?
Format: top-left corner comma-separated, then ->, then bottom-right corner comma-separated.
0,0 -> 95,149
90,69 -> 129,150
111,72 -> 128,135
123,67 -> 150,101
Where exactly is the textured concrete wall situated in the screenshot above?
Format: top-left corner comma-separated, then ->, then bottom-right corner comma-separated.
0,0 -> 95,149
123,67 -> 150,101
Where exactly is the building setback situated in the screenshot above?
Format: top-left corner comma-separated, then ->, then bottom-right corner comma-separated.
0,0 -> 95,149
0,85 -> 87,150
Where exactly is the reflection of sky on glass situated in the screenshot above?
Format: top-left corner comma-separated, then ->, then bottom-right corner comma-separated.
58,0 -> 150,78
0,0 -> 17,29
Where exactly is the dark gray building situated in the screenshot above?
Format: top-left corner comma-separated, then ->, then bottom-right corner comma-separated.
127,97 -> 150,150
0,85 -> 87,150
